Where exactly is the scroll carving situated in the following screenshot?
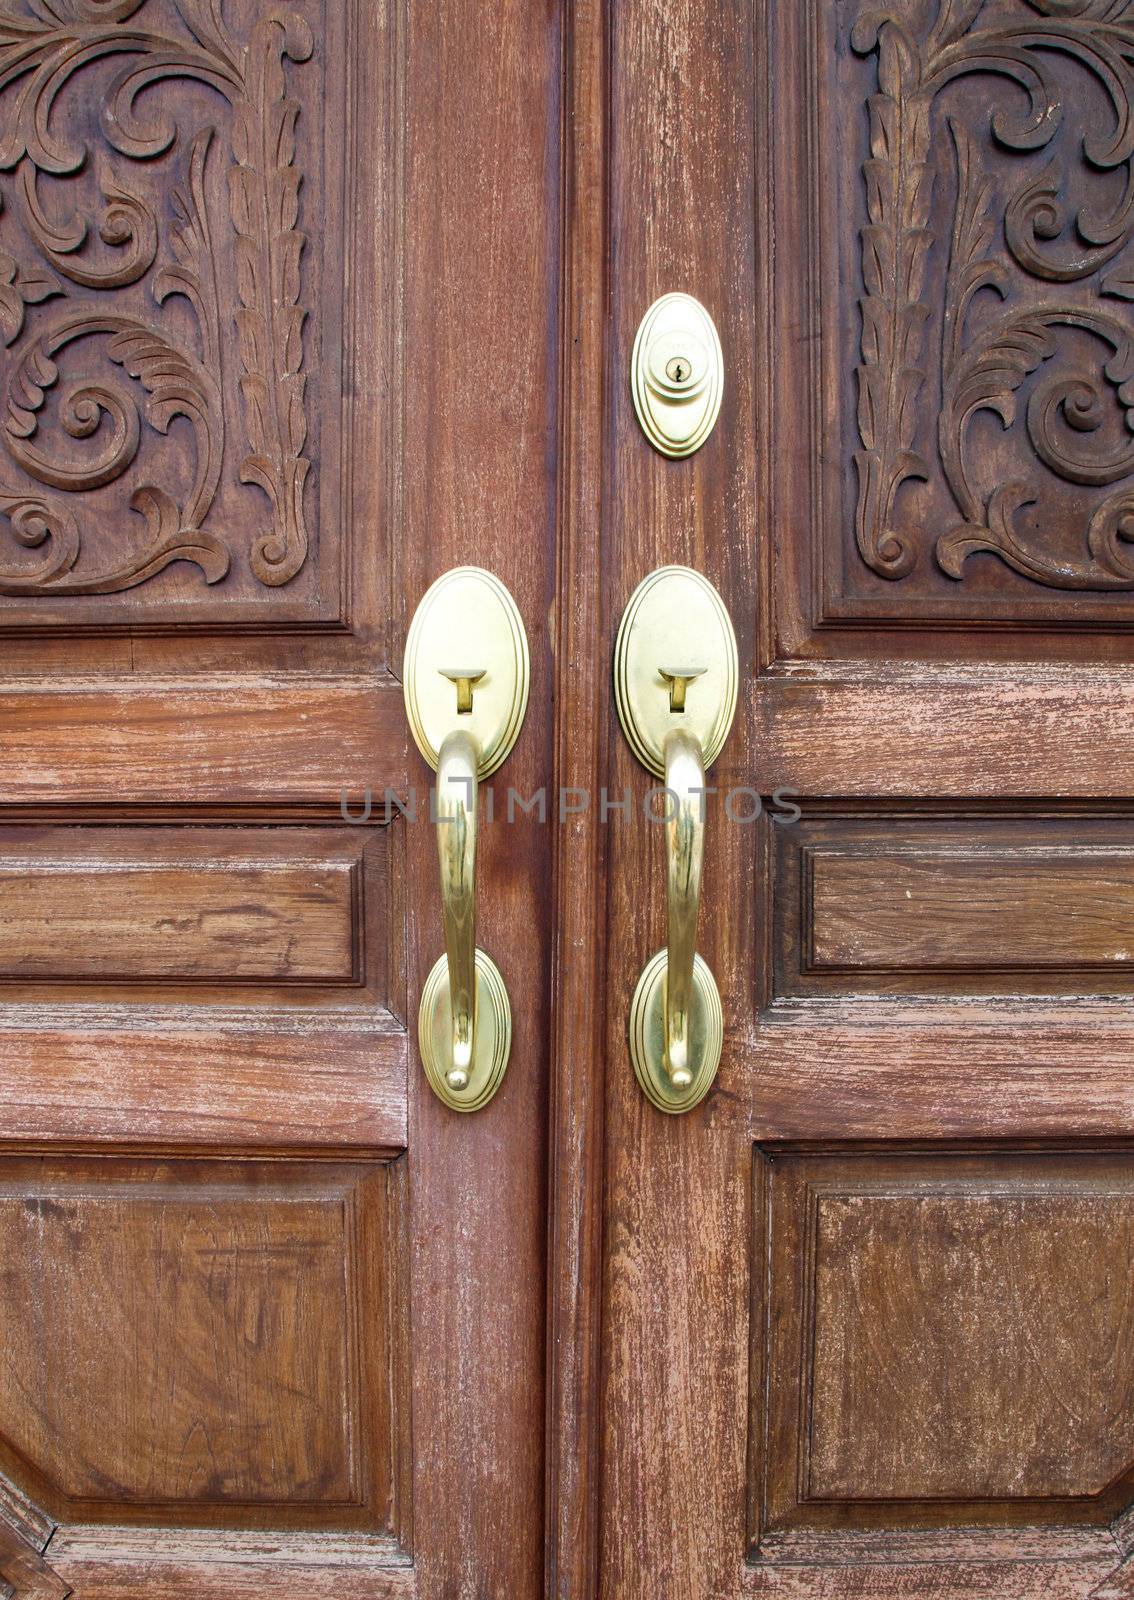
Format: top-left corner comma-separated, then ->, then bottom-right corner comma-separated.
0,0 -> 314,596
853,0 -> 1134,591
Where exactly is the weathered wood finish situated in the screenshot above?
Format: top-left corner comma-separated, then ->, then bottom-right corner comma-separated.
397,0 -> 558,1593
0,1156 -> 406,1533
762,1151 -> 1134,1525
545,1 -> 610,1594
0,1007 -> 408,1149
0,0 -> 557,1592
0,678 -> 406,808
0,857 -> 356,981
808,853 -> 1134,979
778,809 -> 1134,995
0,827 -> 389,990
5,0 -> 1134,1591
594,0 -> 1134,1595
598,0 -> 760,1594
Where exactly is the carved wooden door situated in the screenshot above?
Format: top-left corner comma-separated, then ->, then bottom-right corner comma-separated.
0,2 -> 555,1596
6,1 -> 1134,1597
546,1 -> 1134,1597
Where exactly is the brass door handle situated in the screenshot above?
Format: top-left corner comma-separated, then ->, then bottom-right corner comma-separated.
614,568 -> 738,1113
434,720 -> 480,1089
660,723 -> 705,1090
404,569 -> 529,1112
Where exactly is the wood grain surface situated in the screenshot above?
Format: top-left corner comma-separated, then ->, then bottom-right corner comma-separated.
544,2 -> 610,1595
0,1157 -> 404,1532
776,810 -> 1134,995
4,0 -> 1134,1591
0,0 -> 555,1592
592,0 -> 1134,1595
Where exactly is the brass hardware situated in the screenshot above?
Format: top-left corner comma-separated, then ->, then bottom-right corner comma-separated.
614,566 -> 736,780
419,948 -> 511,1114
440,668 -> 485,716
434,726 -> 480,1090
660,726 -> 704,1089
404,568 -> 528,1112
614,567 -> 737,1113
405,567 -> 529,781
628,949 -> 723,1116
659,666 -> 706,714
631,293 -> 724,459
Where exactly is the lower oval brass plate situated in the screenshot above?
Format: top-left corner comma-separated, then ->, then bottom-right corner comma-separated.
629,948 -> 723,1115
419,947 -> 512,1113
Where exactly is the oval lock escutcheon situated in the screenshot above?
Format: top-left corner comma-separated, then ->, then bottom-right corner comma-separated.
631,293 -> 723,458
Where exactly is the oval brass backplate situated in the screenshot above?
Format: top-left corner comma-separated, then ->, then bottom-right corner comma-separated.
614,566 -> 738,779
419,948 -> 512,1113
631,293 -> 723,458
404,567 -> 529,779
629,949 -> 723,1114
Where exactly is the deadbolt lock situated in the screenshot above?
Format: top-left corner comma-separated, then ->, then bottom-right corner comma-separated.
631,293 -> 724,458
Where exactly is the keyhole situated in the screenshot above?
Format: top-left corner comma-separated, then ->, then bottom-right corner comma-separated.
666,357 -> 690,384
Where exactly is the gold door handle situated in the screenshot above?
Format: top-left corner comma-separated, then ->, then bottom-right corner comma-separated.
661,722 -> 705,1090
404,570 -> 529,1112
434,719 -> 480,1089
614,569 -> 738,1113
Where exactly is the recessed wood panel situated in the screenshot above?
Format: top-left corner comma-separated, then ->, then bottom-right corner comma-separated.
808,1185 -> 1134,1501
810,851 -> 1134,973
758,1149 -> 1134,1539
0,859 -> 354,982
0,1155 -> 407,1533
0,826 -> 398,1005
776,809 -> 1134,996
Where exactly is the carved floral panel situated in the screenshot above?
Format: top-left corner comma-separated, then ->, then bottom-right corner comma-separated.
814,0 -> 1134,624
0,0 -> 366,626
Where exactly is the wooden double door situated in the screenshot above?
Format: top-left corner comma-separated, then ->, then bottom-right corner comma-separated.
2,0 -> 1134,1595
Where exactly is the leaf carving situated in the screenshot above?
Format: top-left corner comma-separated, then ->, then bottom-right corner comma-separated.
852,13 -> 935,578
0,249 -> 61,347
155,124 -> 221,372
227,10 -> 313,586
17,154 -> 158,288
938,301 -> 1134,585
940,314 -> 1058,524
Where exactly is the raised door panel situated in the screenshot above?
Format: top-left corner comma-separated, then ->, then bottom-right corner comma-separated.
775,807 -> 1134,995
757,1150 -> 1134,1540
0,1156 -> 409,1538
0,825 -> 393,998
